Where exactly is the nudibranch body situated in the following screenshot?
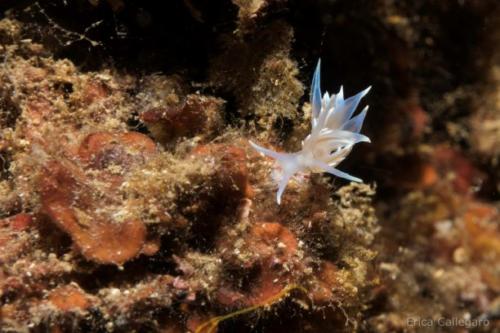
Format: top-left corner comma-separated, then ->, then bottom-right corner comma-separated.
250,60 -> 371,204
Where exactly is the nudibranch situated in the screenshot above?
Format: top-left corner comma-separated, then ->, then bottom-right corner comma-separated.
250,59 -> 371,204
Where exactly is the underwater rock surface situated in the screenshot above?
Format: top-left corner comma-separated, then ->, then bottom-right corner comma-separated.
0,1 -> 499,332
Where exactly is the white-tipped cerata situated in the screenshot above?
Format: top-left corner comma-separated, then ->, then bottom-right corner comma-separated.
250,59 -> 371,204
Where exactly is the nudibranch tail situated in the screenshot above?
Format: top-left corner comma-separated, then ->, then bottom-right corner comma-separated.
276,172 -> 293,205
249,140 -> 299,205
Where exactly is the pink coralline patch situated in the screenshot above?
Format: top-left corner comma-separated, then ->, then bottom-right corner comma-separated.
48,284 -> 92,312
41,161 -> 147,265
2,213 -> 33,232
0,213 -> 33,264
216,222 -> 302,307
192,143 -> 253,200
246,224 -> 298,305
81,80 -> 110,105
78,131 -> 157,181
310,261 -> 340,304
39,131 -> 159,265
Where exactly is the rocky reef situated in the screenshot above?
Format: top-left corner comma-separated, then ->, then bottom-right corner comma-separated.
0,1 -> 498,332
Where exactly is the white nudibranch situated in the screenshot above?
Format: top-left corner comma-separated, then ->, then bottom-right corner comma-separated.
249,59 -> 371,204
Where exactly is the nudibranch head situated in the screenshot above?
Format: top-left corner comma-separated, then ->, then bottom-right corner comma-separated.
250,59 -> 371,204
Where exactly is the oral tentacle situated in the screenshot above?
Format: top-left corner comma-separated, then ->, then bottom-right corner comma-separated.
249,141 -> 286,160
276,171 -> 294,205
